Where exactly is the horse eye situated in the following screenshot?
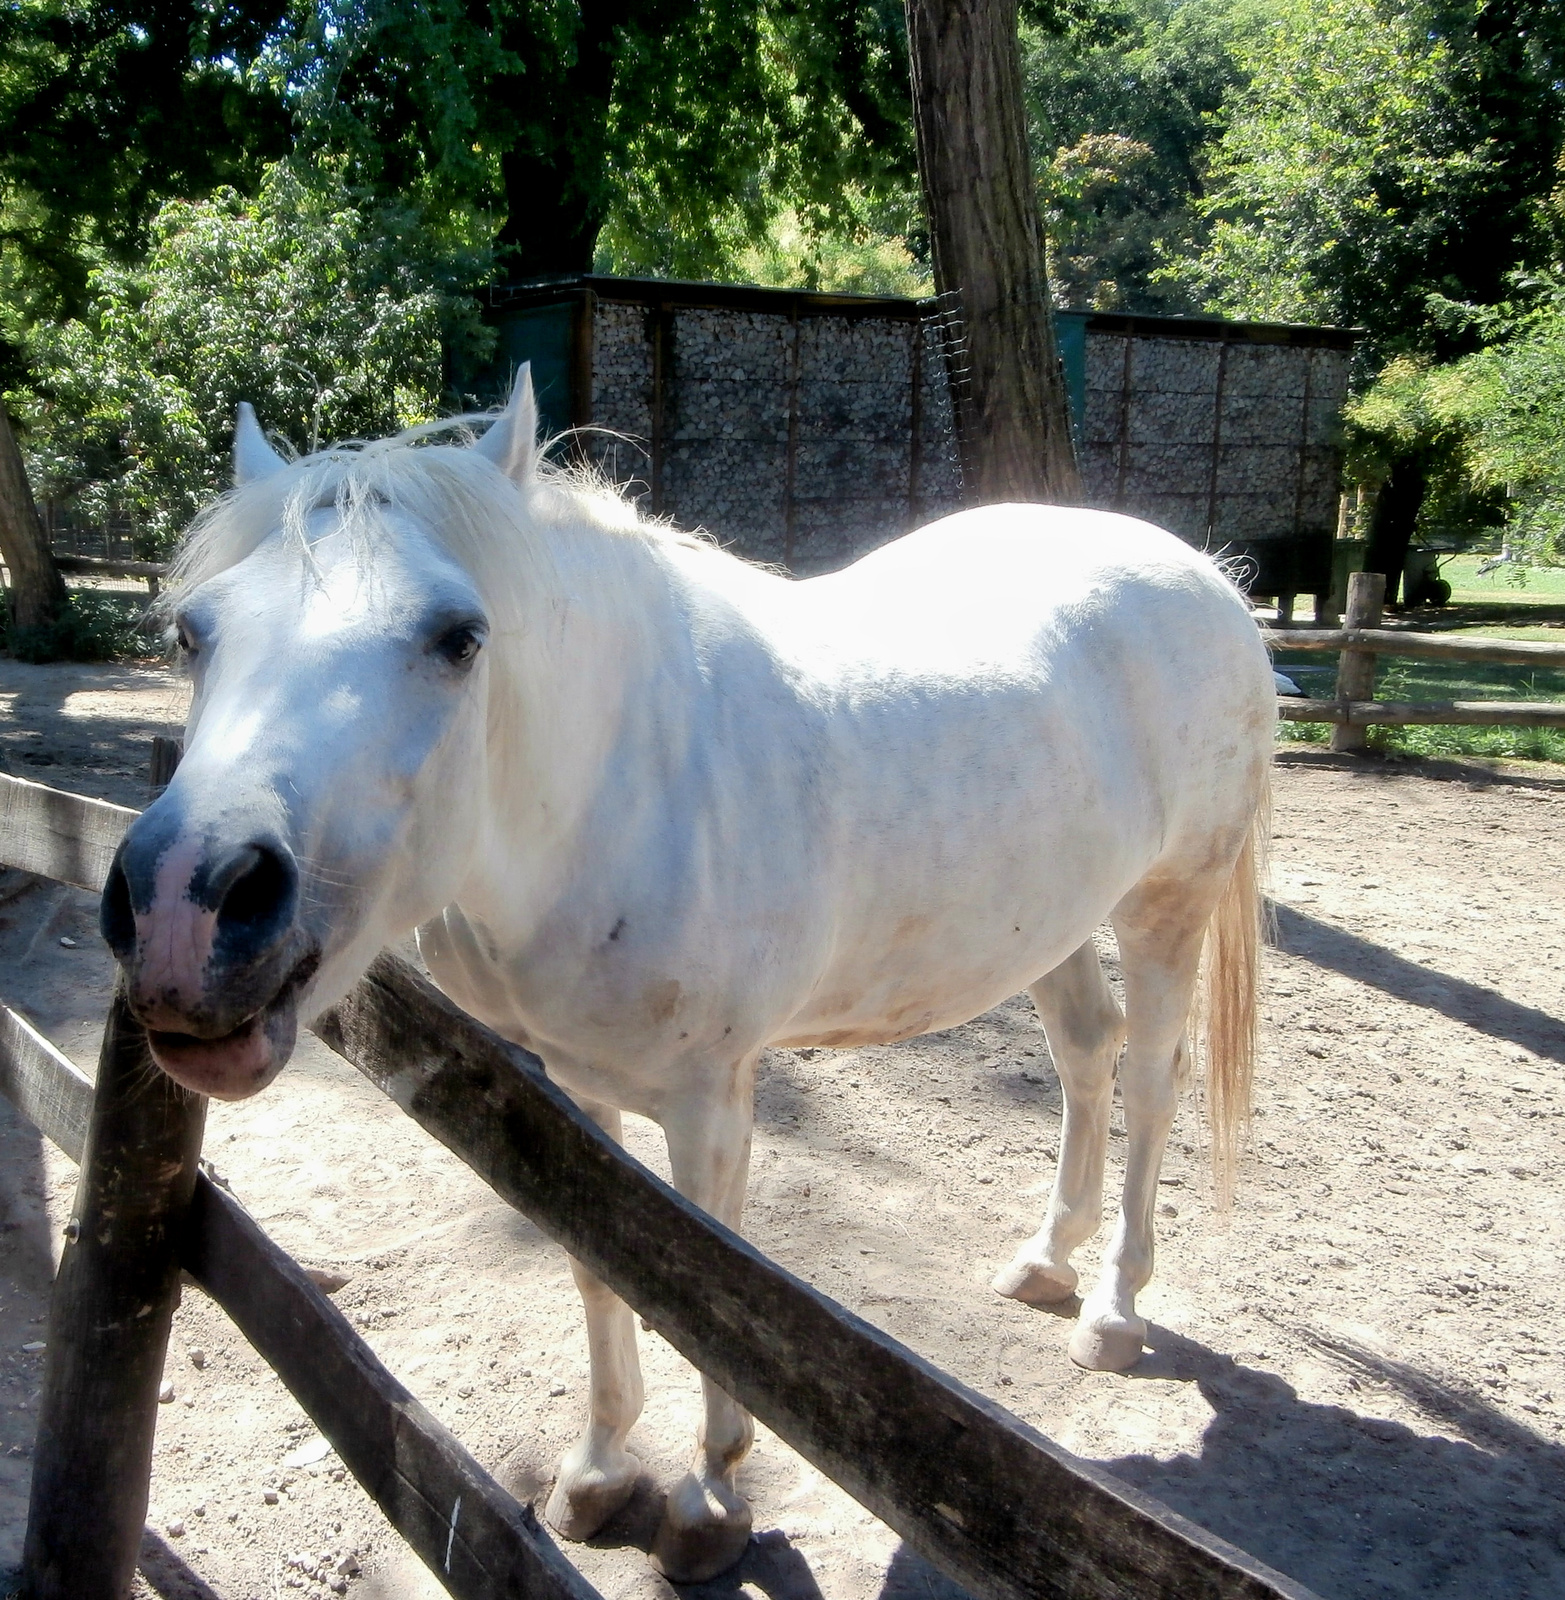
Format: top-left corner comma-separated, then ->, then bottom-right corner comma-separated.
434,624 -> 484,668
174,622 -> 197,656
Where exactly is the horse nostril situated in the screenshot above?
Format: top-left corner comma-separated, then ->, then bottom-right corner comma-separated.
100,853 -> 136,959
214,843 -> 297,951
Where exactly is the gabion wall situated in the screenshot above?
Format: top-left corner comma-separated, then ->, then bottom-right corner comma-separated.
481,279 -> 1352,592
1077,323 -> 1350,593
585,298 -> 962,575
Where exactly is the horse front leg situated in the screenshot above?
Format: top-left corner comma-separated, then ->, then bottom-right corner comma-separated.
651,1078 -> 756,1583
545,1099 -> 646,1540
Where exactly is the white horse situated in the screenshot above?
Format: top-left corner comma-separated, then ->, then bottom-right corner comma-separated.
102,371 -> 1273,1582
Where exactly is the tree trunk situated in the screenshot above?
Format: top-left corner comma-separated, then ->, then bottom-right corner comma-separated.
0,406 -> 67,631
904,0 -> 1080,505
1364,454 -> 1426,610
495,0 -> 631,279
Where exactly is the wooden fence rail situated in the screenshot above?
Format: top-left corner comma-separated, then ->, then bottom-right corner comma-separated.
1274,698 -> 1565,729
1262,625 -> 1565,671
1261,570 -> 1565,736
0,1005 -> 599,1600
0,767 -> 1319,1600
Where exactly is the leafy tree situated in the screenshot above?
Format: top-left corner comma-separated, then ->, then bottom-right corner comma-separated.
17,162 -> 485,552
0,0 -> 294,324
1175,0 -> 1565,356
293,0 -> 918,282
1173,0 -> 1565,593
1359,280 -> 1565,566
1022,0 -> 1275,311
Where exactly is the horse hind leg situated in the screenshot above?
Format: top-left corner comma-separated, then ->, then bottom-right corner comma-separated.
650,1072 -> 757,1584
545,1099 -> 646,1541
993,939 -> 1125,1307
1068,878 -> 1213,1372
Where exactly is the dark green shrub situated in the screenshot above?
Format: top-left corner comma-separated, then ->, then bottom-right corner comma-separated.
2,590 -> 161,664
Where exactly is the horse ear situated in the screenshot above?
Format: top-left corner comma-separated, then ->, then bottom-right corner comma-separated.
473,364 -> 541,486
233,403 -> 288,485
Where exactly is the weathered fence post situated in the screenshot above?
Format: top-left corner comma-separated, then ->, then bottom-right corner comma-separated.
149,734 -> 182,796
1329,570 -> 1385,753
23,737 -> 202,1600
21,991 -> 207,1599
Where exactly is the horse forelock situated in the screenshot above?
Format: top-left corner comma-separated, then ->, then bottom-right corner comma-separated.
162,419 -> 708,637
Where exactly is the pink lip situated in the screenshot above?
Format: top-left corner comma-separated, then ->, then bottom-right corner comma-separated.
147,992 -> 299,1101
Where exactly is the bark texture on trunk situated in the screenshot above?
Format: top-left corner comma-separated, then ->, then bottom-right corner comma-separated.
0,407 -> 67,631
495,0 -> 630,278
905,0 -> 1080,505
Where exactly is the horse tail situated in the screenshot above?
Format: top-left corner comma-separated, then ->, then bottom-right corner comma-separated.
1197,765 -> 1271,1212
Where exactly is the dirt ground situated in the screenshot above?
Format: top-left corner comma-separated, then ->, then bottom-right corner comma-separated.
0,658 -> 1561,1600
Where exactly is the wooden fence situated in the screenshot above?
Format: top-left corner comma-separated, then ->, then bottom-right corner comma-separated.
1263,571 -> 1565,752
0,764 -> 1319,1600
51,553 -> 167,599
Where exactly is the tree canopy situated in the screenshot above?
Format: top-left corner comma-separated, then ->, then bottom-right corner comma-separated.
0,0 -> 294,327
10,0 -> 1565,576
1174,0 -> 1565,355
20,162 -> 478,549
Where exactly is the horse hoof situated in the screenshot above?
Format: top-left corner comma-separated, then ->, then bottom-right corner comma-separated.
544,1449 -> 641,1541
1068,1312 -> 1147,1372
649,1472 -> 752,1582
992,1256 -> 1077,1305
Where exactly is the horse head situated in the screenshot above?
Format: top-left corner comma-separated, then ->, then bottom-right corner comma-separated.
100,371 -> 542,1098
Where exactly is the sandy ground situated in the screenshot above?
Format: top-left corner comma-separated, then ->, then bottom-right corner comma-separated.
0,659 -> 1562,1600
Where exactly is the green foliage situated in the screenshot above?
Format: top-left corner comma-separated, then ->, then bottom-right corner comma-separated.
294,0 -> 917,282
719,201 -> 932,297
1174,0 -> 1565,354
15,161 -> 489,552
1,588 -> 156,663
1023,0 -> 1275,312
1345,279 -> 1565,562
1341,356 -> 1505,549
1425,290 -> 1565,563
0,0 -> 294,326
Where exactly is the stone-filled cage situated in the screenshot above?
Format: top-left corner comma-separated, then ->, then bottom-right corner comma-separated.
458,276 -> 1355,596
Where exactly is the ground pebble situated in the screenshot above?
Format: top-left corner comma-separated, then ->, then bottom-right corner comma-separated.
158,1380 -> 175,1403
166,1519 -> 185,1538
263,1489 -> 279,1505
549,1381 -> 567,1397
58,936 -> 76,948
189,1348 -> 206,1369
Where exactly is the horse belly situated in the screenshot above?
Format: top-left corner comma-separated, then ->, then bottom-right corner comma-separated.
772,818 -> 1133,1050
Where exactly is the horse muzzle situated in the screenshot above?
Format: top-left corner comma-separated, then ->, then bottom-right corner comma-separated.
100,816 -> 319,1099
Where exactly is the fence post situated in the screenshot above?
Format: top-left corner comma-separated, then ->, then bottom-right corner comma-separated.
23,739 -> 203,1600
1329,570 -> 1386,753
22,992 -> 207,1599
149,734 -> 182,796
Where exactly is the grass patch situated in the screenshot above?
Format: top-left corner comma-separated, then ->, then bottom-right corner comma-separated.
1439,554 -> 1565,607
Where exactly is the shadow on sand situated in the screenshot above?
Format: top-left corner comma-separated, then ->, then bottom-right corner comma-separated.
1271,902 -> 1565,1063
1102,1321 -> 1565,1600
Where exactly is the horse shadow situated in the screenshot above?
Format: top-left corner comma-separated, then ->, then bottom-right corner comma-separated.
1097,1321 -> 1565,1599
863,1313 -> 1565,1600
1270,902 -> 1565,1063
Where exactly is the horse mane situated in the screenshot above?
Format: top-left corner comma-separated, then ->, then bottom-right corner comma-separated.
164,416 -> 713,626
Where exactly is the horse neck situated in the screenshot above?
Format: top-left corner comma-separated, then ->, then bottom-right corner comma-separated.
468,496 -> 693,908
